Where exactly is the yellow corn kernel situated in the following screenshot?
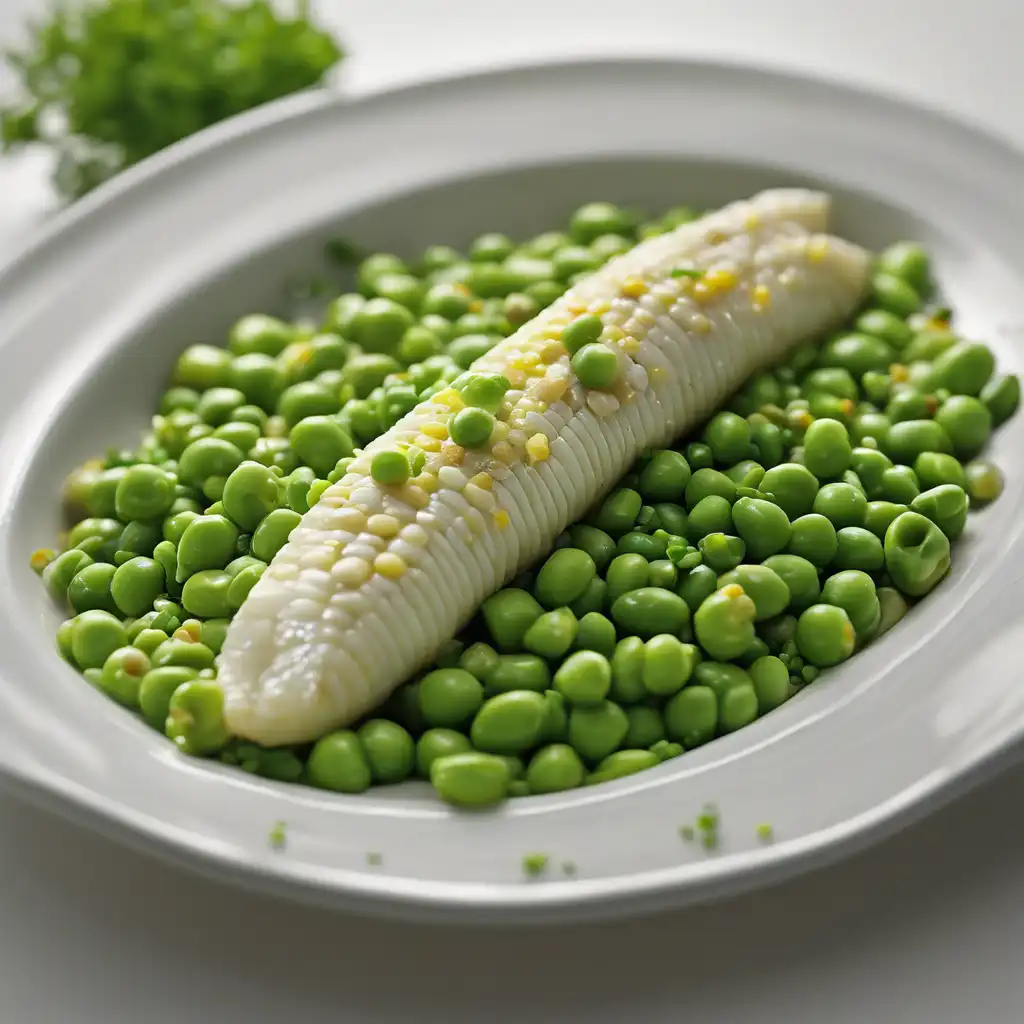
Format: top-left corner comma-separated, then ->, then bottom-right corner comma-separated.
441,441 -> 465,466
468,300 -> 483,313
433,387 -> 464,411
533,375 -> 569,403
464,484 -> 496,512
333,557 -> 371,587
489,420 -> 511,443
542,324 -> 565,340
621,275 -> 648,298
744,211 -> 761,230
600,325 -> 625,344
414,435 -> 442,454
374,553 -> 407,579
539,338 -> 566,363
493,509 -> 510,530
411,471 -> 438,493
367,514 -> 400,539
704,228 -> 727,245
588,299 -> 612,316
808,237 -> 830,263
526,433 -> 550,463
505,368 -> 527,388
566,300 -> 588,315
420,422 -> 448,440
470,472 -> 493,490
492,441 -> 517,465
752,284 -> 772,311
720,583 -> 745,599
690,314 -> 711,334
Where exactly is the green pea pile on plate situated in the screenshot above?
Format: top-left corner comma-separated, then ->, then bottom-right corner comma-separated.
32,202 -> 1019,807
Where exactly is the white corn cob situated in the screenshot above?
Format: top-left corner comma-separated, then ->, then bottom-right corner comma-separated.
218,189 -> 871,745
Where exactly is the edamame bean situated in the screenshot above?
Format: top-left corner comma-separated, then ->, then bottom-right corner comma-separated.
482,588 -> 544,651
731,496 -> 791,560
795,605 -> 856,667
786,513 -> 838,567
587,749 -> 660,784
761,554 -> 821,611
910,484 -> 969,540
693,584 -> 756,661
575,612 -> 616,657
642,635 -> 696,696
964,460 -> 1004,506
638,450 -> 691,502
832,527 -> 885,571
716,564 -> 790,620
470,691 -> 548,754
663,686 -> 718,747
358,720 -> 415,784
523,607 -> 578,659
821,570 -> 880,637
308,731 -> 373,793
624,706 -> 666,748
605,553 -> 650,604
554,651 -> 612,705
759,463 -> 819,519
568,701 -> 629,763
430,753 -> 510,808
749,656 -> 790,712
526,744 -> 585,793
611,587 -> 690,637
418,668 -> 484,727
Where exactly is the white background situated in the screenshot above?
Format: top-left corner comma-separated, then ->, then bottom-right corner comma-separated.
1,2 -> 1023,1021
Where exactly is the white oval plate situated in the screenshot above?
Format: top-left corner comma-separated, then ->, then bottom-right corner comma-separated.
0,58 -> 1022,924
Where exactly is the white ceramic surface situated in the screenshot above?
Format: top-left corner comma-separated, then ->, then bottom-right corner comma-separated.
1,57 -> 1023,925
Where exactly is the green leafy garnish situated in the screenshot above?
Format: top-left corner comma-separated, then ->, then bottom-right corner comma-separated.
522,853 -> 549,877
755,823 -> 774,842
268,821 -> 287,850
670,267 -> 703,278
1,0 -> 344,201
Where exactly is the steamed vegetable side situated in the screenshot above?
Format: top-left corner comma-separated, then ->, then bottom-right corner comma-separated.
34,200 -> 1016,808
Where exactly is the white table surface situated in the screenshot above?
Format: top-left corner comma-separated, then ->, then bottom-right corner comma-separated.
2,2 -> 1024,1021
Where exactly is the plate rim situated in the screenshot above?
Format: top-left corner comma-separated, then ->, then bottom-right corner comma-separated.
2,55 -> 1024,922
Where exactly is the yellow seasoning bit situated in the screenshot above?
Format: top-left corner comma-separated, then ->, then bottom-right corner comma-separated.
493,509 -> 510,530
172,626 -> 199,644
720,583 -> 745,600
752,284 -> 772,311
441,441 -> 466,466
29,548 -> 55,574
890,363 -> 910,383
839,399 -> 855,417
420,422 -> 448,440
403,485 -> 430,510
468,300 -> 483,313
433,388 -> 464,411
469,472 -> 493,490
534,375 -> 569,403
808,236 -> 830,263
621,275 -> 648,298
492,441 -> 517,465
414,435 -> 442,454
411,472 -> 439,493
526,433 -> 550,463
333,557 -> 372,587
367,514 -> 400,539
374,553 -> 407,579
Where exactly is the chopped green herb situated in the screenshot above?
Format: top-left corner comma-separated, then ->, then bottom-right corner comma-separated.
366,851 -> 383,866
696,804 -> 720,851
561,860 -> 577,877
268,821 -> 287,851
756,823 -> 774,842
678,825 -> 695,842
670,267 -> 703,278
522,853 -> 549,877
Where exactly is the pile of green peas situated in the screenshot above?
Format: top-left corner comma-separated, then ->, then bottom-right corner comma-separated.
33,209 -> 1018,809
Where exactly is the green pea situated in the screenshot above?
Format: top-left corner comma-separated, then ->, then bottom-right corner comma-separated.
910,484 -> 969,541
179,569 -> 232,618
82,466 -> 126,518
748,656 -> 790,713
883,511 -> 951,597
175,514 -> 239,583
812,482 -> 867,530
523,608 -> 578,660
862,500 -> 908,539
173,344 -> 233,390
133,628 -> 170,657
533,548 -> 596,609
717,682 -> 758,732
715,565 -> 789,621
227,314 -> 292,357
569,577 -> 607,618
586,749 -> 661,785
339,356 -> 402,404
964,460 -> 1004,507
801,418 -> 852,480
882,420 -> 953,468
112,464 -> 175,522
624,706 -> 666,749
602,553 -> 646,605
43,549 -> 94,602
877,465 -> 921,504
177,437 -> 243,493
591,487 -> 641,536
413,729 -> 471,778
878,241 -> 931,293
980,373 -> 1020,427
855,308 -> 913,348
637,449 -> 692,502
821,569 -> 880,638
608,637 -> 646,705
932,395 -> 991,459
913,451 -> 966,491
481,589 -> 544,652
851,412 -> 892,448
871,272 -> 921,317
803,366 -> 858,401
676,564 -> 718,612
616,531 -> 667,561
568,525 -> 616,573
758,463 -> 819,519
150,637 -> 215,671
702,412 -> 752,465
357,720 -> 415,784
571,612 -> 615,659
249,508 -> 301,562
784,513 -> 836,568
569,201 -> 634,243
69,610 -> 127,669
288,416 -> 353,476
307,731 -> 372,793
138,666 -> 199,730
553,650 -> 612,706
430,752 -> 510,808
684,468 -> 737,508
761,554 -> 820,611
663,685 -> 718,747
926,340 -> 995,397
611,587 -> 690,638
730,495 -> 792,561
849,446 -> 892,499
165,681 -> 229,756
795,604 -> 856,667
874,586 -> 910,638
683,442 -> 713,470
641,634 -> 696,696
417,668 -> 484,728
685,495 -> 733,542
109,556 -> 164,617
568,701 -> 629,763
198,619 -> 230,656
693,584 -> 756,661
820,333 -> 895,378
831,527 -> 885,571
647,559 -> 679,590
95,647 -> 149,707
470,690 -> 547,754
68,562 -> 118,614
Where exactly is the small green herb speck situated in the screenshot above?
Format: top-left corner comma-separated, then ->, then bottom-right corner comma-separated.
756,823 -> 774,842
366,851 -> 383,866
268,821 -> 287,851
670,267 -> 703,278
679,825 -> 695,841
522,853 -> 549,877
561,861 -> 577,877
